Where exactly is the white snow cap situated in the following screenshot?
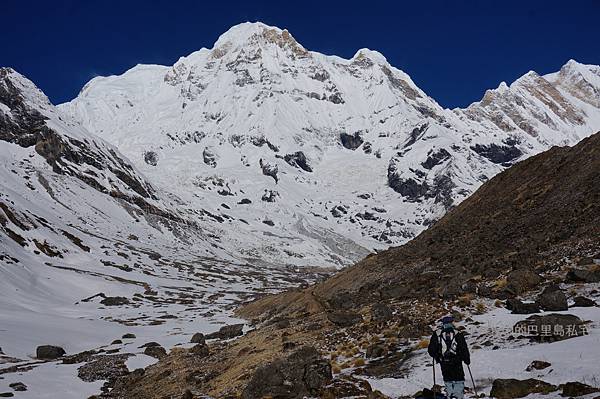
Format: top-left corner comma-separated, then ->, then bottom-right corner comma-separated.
353,48 -> 388,65
213,21 -> 283,47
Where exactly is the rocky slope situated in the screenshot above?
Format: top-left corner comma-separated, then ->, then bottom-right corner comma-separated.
96,133 -> 600,399
59,22 -> 600,268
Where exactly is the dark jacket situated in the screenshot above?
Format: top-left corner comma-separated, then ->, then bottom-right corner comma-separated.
427,329 -> 470,382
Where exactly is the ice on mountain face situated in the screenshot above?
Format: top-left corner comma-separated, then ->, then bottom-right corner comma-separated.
57,22 -> 600,268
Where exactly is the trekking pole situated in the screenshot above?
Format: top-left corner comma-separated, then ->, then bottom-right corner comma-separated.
467,364 -> 479,397
432,357 -> 436,390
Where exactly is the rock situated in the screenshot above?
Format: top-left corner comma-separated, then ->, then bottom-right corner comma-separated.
326,311 -> 363,327
8,382 -> 27,392
536,285 -> 568,311
261,189 -> 279,202
513,313 -> 586,341
205,324 -> 244,340
241,346 -> 332,399
505,269 -> 542,296
371,303 -> 393,323
505,299 -> 541,314
62,349 -> 99,365
565,268 -> 600,283
327,290 -> 356,310
379,283 -> 410,300
525,360 -> 551,371
320,375 -> 385,398
36,345 -> 66,359
100,296 -> 130,306
0,393 -> 14,397
189,343 -> 209,357
77,354 -> 130,385
202,147 -> 218,168
111,340 -> 122,345
490,378 -> 557,398
470,143 -> 522,165
283,151 -> 312,172
571,296 -> 597,307
560,381 -> 599,397
340,132 -> 363,150
366,344 -> 387,358
143,151 -> 158,166
138,342 -> 161,348
259,158 -> 278,183
190,333 -> 205,344
181,390 -> 193,399
122,333 -> 136,339
144,346 -> 167,359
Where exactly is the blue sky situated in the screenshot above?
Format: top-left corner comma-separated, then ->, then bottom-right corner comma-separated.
3,0 -> 599,107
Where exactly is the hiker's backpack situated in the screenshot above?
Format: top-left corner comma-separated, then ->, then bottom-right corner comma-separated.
438,329 -> 459,363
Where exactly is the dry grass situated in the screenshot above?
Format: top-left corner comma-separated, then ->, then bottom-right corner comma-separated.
494,277 -> 508,289
415,339 -> 430,349
494,299 -> 503,308
475,302 -> 486,314
457,294 -> 474,307
353,357 -> 365,367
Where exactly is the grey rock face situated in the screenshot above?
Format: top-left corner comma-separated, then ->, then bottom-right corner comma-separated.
283,151 -> 312,172
471,143 -> 522,165
340,132 -> 363,150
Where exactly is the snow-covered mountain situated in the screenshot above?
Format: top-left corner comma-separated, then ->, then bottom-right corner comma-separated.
1,67 -> 323,393
59,22 -> 600,268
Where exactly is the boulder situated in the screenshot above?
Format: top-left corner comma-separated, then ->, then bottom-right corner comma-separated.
536,285 -> 568,311
100,296 -> 130,306
0,393 -> 14,397
122,333 -> 136,339
190,333 -> 205,344
571,296 -> 597,307
143,345 -> 167,359
241,346 -> 332,399
326,311 -> 363,327
505,299 -> 541,314
505,269 -> 542,296
36,345 -> 66,360
525,360 -> 551,371
189,343 -> 209,357
366,344 -> 387,359
8,382 -> 27,392
490,378 -> 557,398
371,303 -> 393,323
560,382 -> 599,397
327,290 -> 356,310
205,324 -> 244,340
565,268 -> 600,283
138,342 -> 160,348
513,313 -> 586,341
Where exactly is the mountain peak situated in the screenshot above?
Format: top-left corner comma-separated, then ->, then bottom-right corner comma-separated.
210,21 -> 307,58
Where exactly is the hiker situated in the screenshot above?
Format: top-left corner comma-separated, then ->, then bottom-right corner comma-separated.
428,315 -> 471,399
